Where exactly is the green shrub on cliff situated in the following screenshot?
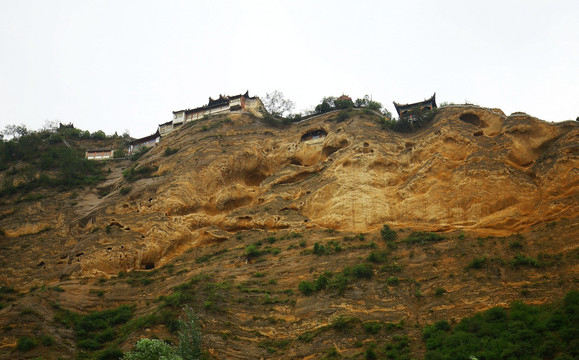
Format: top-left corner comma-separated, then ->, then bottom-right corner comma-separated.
122,306 -> 201,360
423,290 -> 579,360
404,231 -> 445,244
122,338 -> 181,360
16,336 -> 37,352
380,225 -> 397,242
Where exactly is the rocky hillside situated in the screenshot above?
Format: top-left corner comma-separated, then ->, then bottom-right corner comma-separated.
0,107 -> 577,359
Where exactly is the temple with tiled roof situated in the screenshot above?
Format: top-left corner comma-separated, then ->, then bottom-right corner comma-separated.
393,93 -> 437,118
159,91 -> 264,136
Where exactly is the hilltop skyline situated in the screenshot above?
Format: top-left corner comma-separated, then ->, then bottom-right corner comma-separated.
1,0 -> 578,138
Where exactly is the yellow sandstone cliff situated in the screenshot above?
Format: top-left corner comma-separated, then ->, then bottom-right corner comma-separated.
0,106 -> 577,359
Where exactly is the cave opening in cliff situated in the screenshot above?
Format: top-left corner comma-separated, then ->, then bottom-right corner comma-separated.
143,262 -> 155,270
301,129 -> 327,142
244,171 -> 268,186
459,113 -> 481,127
290,158 -> 302,166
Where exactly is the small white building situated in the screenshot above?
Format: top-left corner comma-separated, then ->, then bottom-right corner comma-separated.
86,149 -> 115,160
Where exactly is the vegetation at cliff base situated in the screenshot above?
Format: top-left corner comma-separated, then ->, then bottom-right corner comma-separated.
122,306 -> 202,360
404,231 -> 445,244
423,290 -> 579,360
53,304 -> 135,355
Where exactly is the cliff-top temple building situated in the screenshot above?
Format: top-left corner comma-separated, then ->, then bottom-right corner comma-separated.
159,91 -> 264,136
393,93 -> 437,118
128,130 -> 161,155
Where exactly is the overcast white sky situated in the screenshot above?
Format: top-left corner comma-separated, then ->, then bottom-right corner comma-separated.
1,0 -> 577,138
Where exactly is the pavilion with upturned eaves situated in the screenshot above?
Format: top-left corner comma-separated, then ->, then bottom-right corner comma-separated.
393,93 -> 437,118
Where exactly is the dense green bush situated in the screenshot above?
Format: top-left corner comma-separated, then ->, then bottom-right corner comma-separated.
308,240 -> 341,256
330,315 -> 359,331
313,95 -> 383,115
16,336 -> 37,351
313,242 -> 326,255
123,306 -> 201,360
355,95 -> 383,112
511,254 -> 541,267
365,347 -> 377,360
313,272 -> 332,291
466,256 -> 487,269
367,250 -> 389,264
298,281 -> 314,295
363,321 -> 383,334
383,335 -> 411,359
79,338 -> 102,350
96,328 -> 116,343
334,97 -> 355,110
122,338 -> 179,360
97,347 -> 124,360
423,290 -> 579,360
380,225 -> 398,242
244,244 -> 262,259
164,147 -> 179,156
40,334 -> 55,346
404,231 -> 445,244
91,130 -> 108,140
312,95 -> 378,115
330,264 -> 372,294
315,98 -> 334,114
435,287 -> 447,296
327,273 -> 351,294
343,263 -> 374,279
54,304 -> 135,354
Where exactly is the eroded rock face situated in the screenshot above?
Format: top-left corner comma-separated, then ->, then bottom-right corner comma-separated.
0,107 -> 578,360
1,108 -> 577,279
